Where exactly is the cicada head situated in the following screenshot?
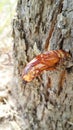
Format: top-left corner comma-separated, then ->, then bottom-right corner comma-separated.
22,66 -> 40,82
22,58 -> 40,82
22,70 -> 35,82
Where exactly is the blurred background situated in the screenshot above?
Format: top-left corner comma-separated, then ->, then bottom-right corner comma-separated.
0,0 -> 17,91
0,0 -> 17,34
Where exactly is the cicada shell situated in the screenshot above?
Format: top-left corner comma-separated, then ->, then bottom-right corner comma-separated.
22,50 -> 70,82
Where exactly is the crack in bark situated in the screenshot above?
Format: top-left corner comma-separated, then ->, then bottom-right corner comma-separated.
45,0 -> 64,50
34,1 -> 44,34
58,70 -> 66,96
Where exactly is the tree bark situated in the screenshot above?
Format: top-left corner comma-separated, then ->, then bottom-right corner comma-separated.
13,0 -> 73,130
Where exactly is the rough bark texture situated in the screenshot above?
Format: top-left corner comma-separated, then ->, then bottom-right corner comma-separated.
13,0 -> 73,130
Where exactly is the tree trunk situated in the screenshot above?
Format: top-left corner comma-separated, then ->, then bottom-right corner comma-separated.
13,0 -> 73,130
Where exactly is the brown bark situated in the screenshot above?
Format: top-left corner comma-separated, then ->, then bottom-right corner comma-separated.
13,0 -> 73,130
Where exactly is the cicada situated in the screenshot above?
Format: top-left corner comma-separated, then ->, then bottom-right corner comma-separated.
22,50 -> 70,82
